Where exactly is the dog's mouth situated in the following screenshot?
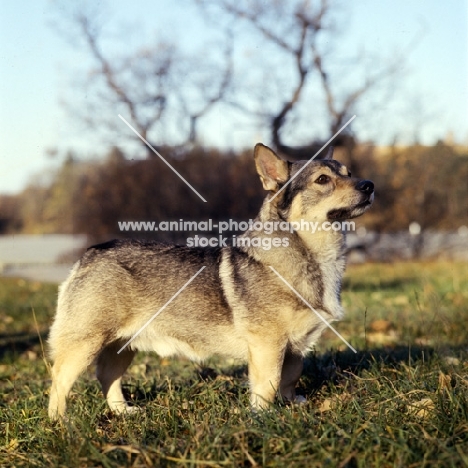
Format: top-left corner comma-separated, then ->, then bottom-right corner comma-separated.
356,192 -> 374,209
327,192 -> 374,220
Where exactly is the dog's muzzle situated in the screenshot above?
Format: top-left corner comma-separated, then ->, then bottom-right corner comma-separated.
327,179 -> 375,220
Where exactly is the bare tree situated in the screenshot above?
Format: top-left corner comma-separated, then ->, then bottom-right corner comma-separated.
52,0 -> 409,166
52,3 -> 233,156
196,0 -> 404,162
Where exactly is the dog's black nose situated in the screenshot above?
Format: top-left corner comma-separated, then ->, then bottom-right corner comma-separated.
356,180 -> 374,194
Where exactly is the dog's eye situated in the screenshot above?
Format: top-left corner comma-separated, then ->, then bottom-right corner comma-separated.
348,172 -> 352,177
315,175 -> 330,184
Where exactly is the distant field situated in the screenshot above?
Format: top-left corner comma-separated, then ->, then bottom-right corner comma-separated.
1,262 -> 467,467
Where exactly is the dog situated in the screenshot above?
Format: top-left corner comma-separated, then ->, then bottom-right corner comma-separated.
48,143 -> 374,419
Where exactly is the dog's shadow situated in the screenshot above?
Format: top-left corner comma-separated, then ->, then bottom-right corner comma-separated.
0,331 -> 41,359
123,362 -> 249,405
300,345 -> 437,395
0,333 -> 459,407
122,344 -> 451,407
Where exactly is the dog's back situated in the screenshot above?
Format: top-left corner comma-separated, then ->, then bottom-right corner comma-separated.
49,240 -> 246,361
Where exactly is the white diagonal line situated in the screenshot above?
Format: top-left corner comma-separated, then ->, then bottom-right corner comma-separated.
268,115 -> 356,203
118,114 -> 207,203
117,266 -> 206,354
269,266 -> 357,353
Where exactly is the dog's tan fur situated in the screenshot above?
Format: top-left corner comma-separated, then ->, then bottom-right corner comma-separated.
48,143 -> 374,419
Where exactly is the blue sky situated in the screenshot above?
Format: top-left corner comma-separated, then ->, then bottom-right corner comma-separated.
0,0 -> 467,193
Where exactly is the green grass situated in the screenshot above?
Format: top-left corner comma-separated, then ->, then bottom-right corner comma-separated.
1,262 -> 468,467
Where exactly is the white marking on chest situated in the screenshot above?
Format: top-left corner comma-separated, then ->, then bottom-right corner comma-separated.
319,256 -> 345,319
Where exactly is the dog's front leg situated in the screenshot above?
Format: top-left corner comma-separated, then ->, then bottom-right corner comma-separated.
280,350 -> 305,403
247,338 -> 286,409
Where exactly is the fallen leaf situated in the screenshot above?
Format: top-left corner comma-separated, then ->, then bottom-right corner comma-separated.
319,393 -> 352,412
438,372 -> 452,392
443,356 -> 460,366
369,320 -> 394,333
4,438 -> 19,452
408,398 -> 435,420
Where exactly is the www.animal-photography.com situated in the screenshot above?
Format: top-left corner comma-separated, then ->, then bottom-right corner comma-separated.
1,1 -> 467,466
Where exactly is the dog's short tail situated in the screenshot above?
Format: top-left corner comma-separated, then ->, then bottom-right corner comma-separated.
48,261 -> 81,361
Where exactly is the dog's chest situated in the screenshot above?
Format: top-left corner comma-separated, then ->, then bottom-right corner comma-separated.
297,250 -> 344,316
319,256 -> 345,319
296,234 -> 345,318
289,257 -> 345,353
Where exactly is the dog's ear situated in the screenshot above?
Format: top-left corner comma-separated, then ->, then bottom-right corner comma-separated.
322,146 -> 334,160
254,144 -> 289,192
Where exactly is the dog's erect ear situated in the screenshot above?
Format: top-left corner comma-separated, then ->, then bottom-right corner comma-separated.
322,146 -> 334,160
254,144 -> 289,192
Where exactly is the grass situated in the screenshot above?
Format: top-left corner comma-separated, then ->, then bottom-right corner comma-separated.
1,262 -> 468,467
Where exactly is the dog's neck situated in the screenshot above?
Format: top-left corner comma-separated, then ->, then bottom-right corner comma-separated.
295,226 -> 346,261
237,198 -> 346,318
255,197 -> 347,260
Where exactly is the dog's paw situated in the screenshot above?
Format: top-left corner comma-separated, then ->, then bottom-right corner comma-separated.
111,404 -> 142,416
124,405 -> 142,414
294,395 -> 307,405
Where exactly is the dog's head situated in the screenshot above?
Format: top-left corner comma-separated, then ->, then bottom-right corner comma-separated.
254,143 -> 374,223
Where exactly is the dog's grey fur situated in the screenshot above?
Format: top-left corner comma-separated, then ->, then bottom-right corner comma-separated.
48,143 -> 374,419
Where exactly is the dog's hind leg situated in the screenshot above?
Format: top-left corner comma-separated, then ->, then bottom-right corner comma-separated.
48,338 -> 102,420
96,341 -> 136,414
